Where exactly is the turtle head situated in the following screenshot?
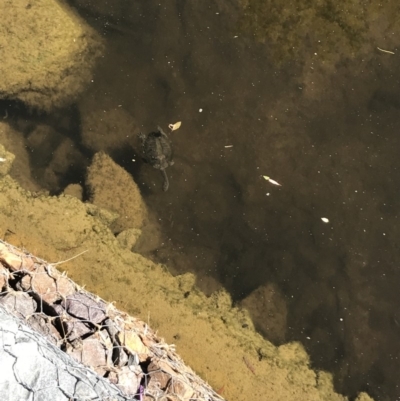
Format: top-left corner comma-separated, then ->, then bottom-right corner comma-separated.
138,132 -> 147,142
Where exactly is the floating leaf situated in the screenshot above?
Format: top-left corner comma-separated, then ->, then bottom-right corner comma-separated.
168,121 -> 182,131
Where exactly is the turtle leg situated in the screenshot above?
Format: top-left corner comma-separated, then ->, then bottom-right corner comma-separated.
161,169 -> 169,191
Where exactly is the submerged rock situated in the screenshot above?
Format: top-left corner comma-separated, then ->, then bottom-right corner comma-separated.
240,282 -> 287,344
86,152 -> 147,233
0,0 -> 103,111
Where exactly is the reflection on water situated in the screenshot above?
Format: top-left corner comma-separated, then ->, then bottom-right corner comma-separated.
10,1 -> 400,400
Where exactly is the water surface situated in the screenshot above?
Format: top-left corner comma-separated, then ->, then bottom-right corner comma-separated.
34,1 -> 400,399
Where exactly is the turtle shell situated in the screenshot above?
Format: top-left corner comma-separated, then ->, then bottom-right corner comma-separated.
141,129 -> 173,170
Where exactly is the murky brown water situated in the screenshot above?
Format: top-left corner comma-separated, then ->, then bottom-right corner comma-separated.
7,1 -> 400,400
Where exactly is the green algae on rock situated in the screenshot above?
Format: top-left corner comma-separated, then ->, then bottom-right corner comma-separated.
0,0 -> 103,111
86,152 -> 148,233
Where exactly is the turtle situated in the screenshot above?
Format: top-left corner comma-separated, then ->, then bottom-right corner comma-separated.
138,126 -> 174,191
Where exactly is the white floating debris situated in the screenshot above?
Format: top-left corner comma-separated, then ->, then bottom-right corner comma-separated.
199,108 -> 203,112
168,121 -> 182,131
321,217 -> 329,223
224,145 -> 233,148
262,175 -> 282,186
0,157 -> 6,162
377,47 -> 395,55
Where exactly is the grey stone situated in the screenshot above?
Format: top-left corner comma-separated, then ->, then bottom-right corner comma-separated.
0,304 -> 129,400
27,314 -> 61,345
62,292 -> 107,324
0,292 -> 36,319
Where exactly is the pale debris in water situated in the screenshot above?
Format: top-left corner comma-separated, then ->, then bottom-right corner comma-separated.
224,145 -> 233,148
168,121 -> 182,131
263,175 -> 282,186
0,157 -> 6,162
377,47 -> 395,55
321,217 -> 329,223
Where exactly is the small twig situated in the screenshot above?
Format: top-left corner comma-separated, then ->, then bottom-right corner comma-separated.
51,249 -> 88,266
377,47 -> 395,55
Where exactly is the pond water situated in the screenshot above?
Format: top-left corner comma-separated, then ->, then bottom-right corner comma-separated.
13,1 -> 400,400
